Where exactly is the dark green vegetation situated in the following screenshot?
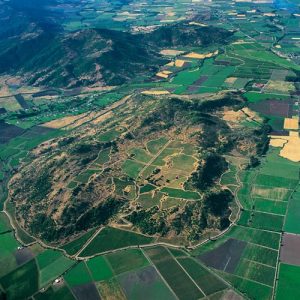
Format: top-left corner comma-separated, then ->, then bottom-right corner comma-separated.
79,227 -> 154,256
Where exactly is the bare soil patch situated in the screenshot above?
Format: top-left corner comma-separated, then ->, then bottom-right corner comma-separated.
199,238 -> 247,273
14,248 -> 34,265
280,233 -> 300,266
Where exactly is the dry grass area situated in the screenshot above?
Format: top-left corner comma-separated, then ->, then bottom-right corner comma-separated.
269,138 -> 287,147
91,111 -> 113,125
65,112 -> 100,129
280,132 -> 300,162
265,80 -> 295,93
270,131 -> 300,162
160,49 -> 185,56
242,107 -> 263,123
284,117 -> 299,130
175,59 -> 187,67
156,70 -> 172,79
225,77 -> 237,84
0,96 -> 22,111
42,113 -> 88,129
141,90 -> 170,95
222,109 -> 244,123
184,50 -> 218,59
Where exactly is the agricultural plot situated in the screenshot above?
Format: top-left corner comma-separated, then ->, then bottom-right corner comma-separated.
222,272 -> 273,300
96,278 -> 126,300
36,249 -> 75,287
137,191 -> 163,209
122,159 -> 145,179
14,248 -> 34,266
106,249 -> 149,275
0,259 -> 39,300
86,256 -> 114,281
284,190 -> 300,234
234,259 -> 275,286
280,233 -> 300,267
238,210 -> 284,232
0,232 -> 21,277
0,212 -> 12,233
34,284 -> 75,300
64,262 -> 101,300
118,265 -> 176,300
79,227 -> 154,256
145,246 -> 204,300
276,263 -> 300,300
199,239 -> 247,273
61,228 -> 97,256
178,257 -> 228,296
254,198 -> 288,215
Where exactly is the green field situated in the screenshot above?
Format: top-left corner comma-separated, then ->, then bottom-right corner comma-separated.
122,159 -> 145,179
284,191 -> 300,234
234,259 -> 275,286
0,259 -> 39,300
147,137 -> 168,155
64,262 -> 92,287
178,257 -> 227,295
86,256 -> 114,281
117,265 -> 176,300
37,249 -> 75,287
238,210 -> 284,232
0,232 -> 20,277
145,246 -> 204,300
62,228 -> 97,255
276,263 -> 300,300
0,213 -> 12,234
106,249 -> 149,275
222,272 -> 272,300
79,227 -> 154,256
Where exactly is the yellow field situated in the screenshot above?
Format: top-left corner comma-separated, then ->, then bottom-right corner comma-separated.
222,109 -> 244,123
270,131 -> 300,162
284,117 -> 299,130
156,72 -> 169,79
184,50 -> 218,59
91,111 -> 113,125
269,138 -> 286,147
175,59 -> 186,67
141,90 -> 170,95
156,70 -> 172,78
225,77 -> 237,84
43,113 -> 88,129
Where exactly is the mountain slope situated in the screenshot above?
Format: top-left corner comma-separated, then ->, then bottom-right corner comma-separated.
0,24 -> 233,88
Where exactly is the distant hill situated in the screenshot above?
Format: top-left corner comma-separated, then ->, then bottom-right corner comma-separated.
0,18 -> 233,87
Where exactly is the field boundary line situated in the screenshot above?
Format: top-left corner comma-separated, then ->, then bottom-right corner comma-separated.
220,271 -> 273,289
166,247 -> 207,297
242,258 -> 276,269
272,176 -> 300,300
75,226 -> 104,258
141,248 -> 180,300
